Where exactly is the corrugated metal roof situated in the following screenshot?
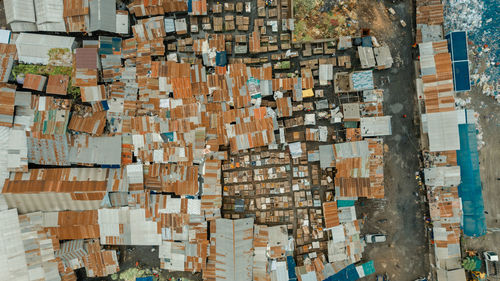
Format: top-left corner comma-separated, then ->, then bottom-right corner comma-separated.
211,218 -> 254,281
16,33 -> 75,65
116,10 -> 129,34
35,0 -> 66,32
425,111 -> 460,152
84,239 -> 120,277
0,44 -> 16,83
0,127 -> 12,189
69,135 -> 121,165
27,133 -> 70,166
360,116 -> 392,136
98,207 -> 162,245
68,110 -> 106,135
2,168 -> 108,213
0,84 -> 16,127
56,239 -> 87,269
358,46 -> 376,69
323,201 -> 340,229
0,208 -> 29,280
334,141 -> 369,160
89,0 -> 116,32
4,0 -> 36,25
46,74 -> 69,95
81,85 -> 106,102
374,45 -> 393,69
76,48 -> 98,69
319,144 -> 335,169
424,166 -> 461,187
23,73 -> 47,91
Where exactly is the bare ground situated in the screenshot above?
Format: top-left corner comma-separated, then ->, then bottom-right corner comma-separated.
357,0 -> 431,280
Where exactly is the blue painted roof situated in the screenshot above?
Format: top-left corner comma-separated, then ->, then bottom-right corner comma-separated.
324,264 -> 359,281
448,31 -> 468,61
361,261 -> 376,276
446,31 -> 471,92
453,61 -> 471,92
216,51 -> 227,67
287,256 -> 298,281
456,124 -> 487,237
337,200 -> 355,207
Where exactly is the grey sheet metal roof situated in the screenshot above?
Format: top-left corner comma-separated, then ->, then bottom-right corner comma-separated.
89,0 -> 117,32
360,116 -> 392,136
319,144 -> 335,169
15,33 -> 75,65
27,134 -> 70,166
69,135 -> 122,165
213,218 -> 254,281
334,141 -> 369,159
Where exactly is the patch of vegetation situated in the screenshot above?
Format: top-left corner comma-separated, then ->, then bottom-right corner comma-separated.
292,0 -> 358,42
12,64 -> 72,78
12,64 -> 80,101
48,48 -> 70,59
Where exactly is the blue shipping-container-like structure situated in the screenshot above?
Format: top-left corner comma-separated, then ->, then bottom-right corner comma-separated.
446,31 -> 471,92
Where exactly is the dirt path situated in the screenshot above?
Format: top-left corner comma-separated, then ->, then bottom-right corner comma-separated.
357,1 -> 431,280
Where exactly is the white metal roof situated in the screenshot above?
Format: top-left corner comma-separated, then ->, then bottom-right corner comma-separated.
426,111 -> 460,152
4,0 -> 36,25
358,46 -> 376,69
424,166 -> 461,187
15,33 -> 75,65
360,116 -> 392,136
213,218 -> 254,281
35,0 -> 64,24
0,208 -> 29,281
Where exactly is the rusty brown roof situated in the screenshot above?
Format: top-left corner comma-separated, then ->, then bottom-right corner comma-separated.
46,75 -> 69,95
23,74 -> 47,91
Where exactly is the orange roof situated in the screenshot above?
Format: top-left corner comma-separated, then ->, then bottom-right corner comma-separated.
46,210 -> 100,240
68,111 -> 107,135
0,83 -> 16,127
323,201 -> 340,229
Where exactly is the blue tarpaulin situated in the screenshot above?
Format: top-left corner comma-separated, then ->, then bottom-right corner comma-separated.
446,31 -> 471,92
136,277 -> 153,281
361,260 -> 376,276
287,256 -> 298,281
216,51 -> 227,67
324,264 -> 359,281
337,200 -> 355,207
361,36 -> 373,47
323,261 -> 375,281
99,37 -> 122,55
456,124 -> 487,237
161,132 -> 175,142
352,71 -> 374,91
101,100 -> 109,111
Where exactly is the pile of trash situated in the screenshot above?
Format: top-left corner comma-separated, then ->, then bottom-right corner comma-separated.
111,267 -> 158,281
443,0 -> 484,32
473,111 -> 485,150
